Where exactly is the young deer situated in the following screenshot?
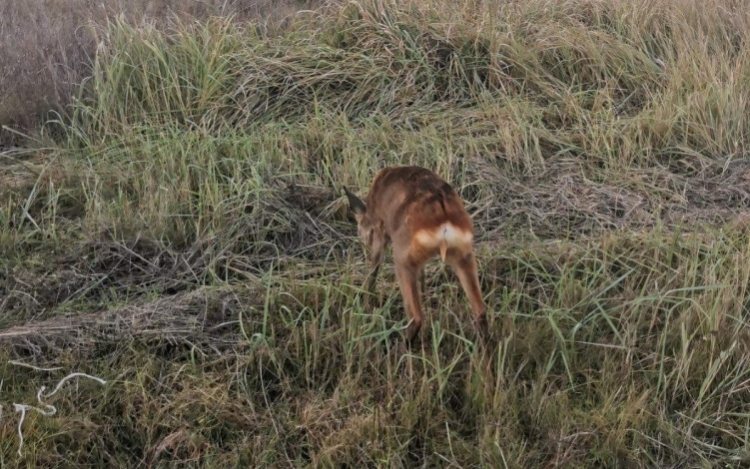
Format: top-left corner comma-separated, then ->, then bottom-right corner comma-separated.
344,166 -> 489,345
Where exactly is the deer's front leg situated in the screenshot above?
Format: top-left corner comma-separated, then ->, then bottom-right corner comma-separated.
364,231 -> 386,306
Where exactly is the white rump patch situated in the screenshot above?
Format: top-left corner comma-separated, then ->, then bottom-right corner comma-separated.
414,223 -> 473,249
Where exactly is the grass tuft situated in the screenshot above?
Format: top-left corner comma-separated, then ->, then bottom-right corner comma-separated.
3,0 -> 750,466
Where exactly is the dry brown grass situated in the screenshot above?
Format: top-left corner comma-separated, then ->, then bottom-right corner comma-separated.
0,0 -> 322,144
4,0 -> 750,466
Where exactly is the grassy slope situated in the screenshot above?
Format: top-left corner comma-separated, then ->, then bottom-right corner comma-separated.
0,0 -> 320,140
3,0 -> 750,466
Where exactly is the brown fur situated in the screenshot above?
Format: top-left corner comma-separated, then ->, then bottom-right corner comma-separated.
344,166 -> 489,345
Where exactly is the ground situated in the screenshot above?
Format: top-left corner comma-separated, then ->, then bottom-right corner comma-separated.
2,0 -> 750,467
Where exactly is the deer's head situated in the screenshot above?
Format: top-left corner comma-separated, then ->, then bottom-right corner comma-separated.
343,186 -> 374,248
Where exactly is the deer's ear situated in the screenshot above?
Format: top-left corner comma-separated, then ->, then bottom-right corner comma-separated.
343,187 -> 366,216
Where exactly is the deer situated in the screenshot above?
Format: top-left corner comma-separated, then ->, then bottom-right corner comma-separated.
343,165 -> 489,346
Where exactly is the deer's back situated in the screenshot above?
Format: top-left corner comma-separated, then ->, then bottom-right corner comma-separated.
366,166 -> 472,237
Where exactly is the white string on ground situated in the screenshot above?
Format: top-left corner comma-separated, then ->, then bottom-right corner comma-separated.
9,361 -> 63,372
14,401 -> 59,457
41,373 -> 106,400
11,371 -> 107,457
36,387 -> 56,415
14,404 -> 25,457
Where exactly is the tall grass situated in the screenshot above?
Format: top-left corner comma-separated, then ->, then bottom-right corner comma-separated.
0,0 -> 321,141
3,0 -> 750,466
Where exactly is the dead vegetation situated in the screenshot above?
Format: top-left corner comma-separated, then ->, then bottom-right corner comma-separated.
3,0 -> 750,466
0,0 -> 324,144
0,287 -> 246,353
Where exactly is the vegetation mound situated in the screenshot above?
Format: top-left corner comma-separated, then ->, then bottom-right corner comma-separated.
2,0 -> 750,466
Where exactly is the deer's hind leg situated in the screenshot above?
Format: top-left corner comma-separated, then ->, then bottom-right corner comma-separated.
392,241 -> 427,345
394,262 -> 424,344
447,248 -> 489,344
420,270 -> 426,297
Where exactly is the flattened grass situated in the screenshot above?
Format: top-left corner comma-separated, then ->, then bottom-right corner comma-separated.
3,0 -> 750,466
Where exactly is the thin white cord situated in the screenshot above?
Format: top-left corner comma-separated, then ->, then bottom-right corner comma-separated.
43,373 -> 107,400
9,361 -> 63,372
14,404 -> 25,457
10,372 -> 107,457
